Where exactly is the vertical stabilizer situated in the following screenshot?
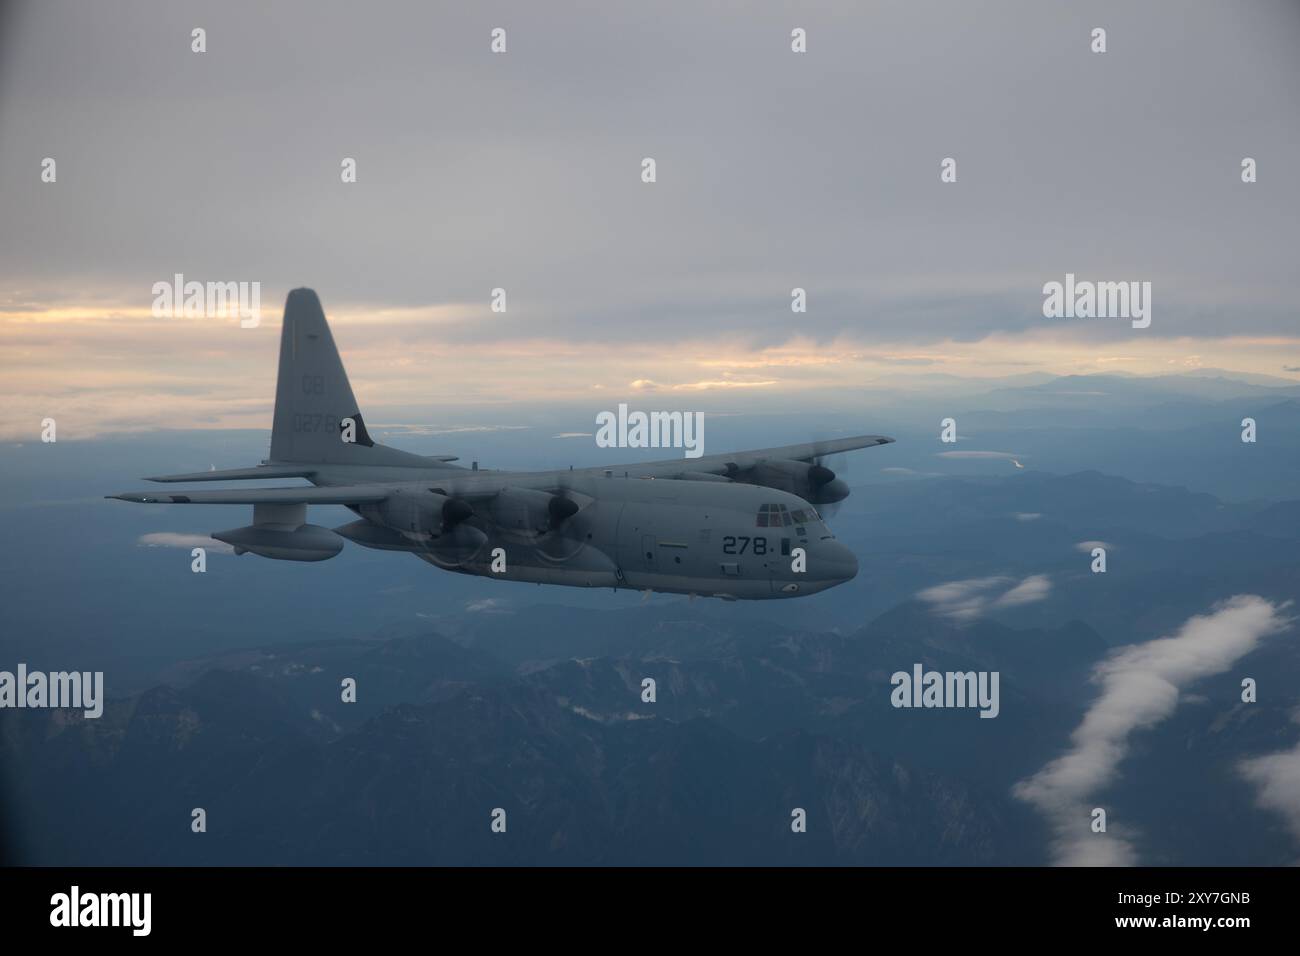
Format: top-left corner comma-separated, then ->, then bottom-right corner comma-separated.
268,288 -> 423,467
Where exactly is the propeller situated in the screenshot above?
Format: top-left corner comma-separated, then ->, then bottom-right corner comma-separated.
809,439 -> 852,517
808,462 -> 837,487
441,496 -> 474,532
538,483 -> 592,561
547,493 -> 579,529
422,496 -> 486,567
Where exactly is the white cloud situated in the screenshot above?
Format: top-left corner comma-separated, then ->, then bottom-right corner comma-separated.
994,574 -> 1051,608
1239,711 -> 1300,857
917,574 -> 1051,622
465,598 -> 511,614
1014,512 -> 1042,521
881,466 -> 942,477
936,450 -> 1022,460
1015,595 -> 1293,866
137,532 -> 233,554
1075,540 -> 1113,553
629,378 -> 776,392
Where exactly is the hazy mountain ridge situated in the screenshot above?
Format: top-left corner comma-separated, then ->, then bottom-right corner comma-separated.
2,602 -> 1086,865
4,565 -> 1297,865
0,666 -> 1022,865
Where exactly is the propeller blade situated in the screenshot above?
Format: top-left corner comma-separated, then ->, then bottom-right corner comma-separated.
441,496 -> 474,531
548,494 -> 579,528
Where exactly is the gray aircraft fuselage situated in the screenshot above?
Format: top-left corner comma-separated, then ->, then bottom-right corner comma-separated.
329,467 -> 857,599
110,288 -> 889,601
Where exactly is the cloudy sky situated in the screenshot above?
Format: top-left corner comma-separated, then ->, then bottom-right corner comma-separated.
1,0 -> 1298,438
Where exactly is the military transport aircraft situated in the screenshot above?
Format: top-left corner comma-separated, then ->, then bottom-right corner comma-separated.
110,289 -> 894,600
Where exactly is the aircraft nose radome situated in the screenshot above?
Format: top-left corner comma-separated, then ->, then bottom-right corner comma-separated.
825,540 -> 858,583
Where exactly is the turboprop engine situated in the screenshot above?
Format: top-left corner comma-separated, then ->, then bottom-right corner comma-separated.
360,488 -> 461,535
358,489 -> 487,565
488,487 -> 583,535
726,458 -> 849,505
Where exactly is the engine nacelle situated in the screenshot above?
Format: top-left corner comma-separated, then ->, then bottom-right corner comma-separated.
360,489 -> 471,536
735,459 -> 848,505
333,519 -> 423,552
489,488 -> 563,535
424,523 -> 489,567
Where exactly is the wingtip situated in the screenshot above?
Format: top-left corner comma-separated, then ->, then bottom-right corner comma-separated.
107,492 -> 164,503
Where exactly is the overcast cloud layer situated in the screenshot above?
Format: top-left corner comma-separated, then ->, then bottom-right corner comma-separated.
2,0 -> 1299,344
1,2 -> 1298,438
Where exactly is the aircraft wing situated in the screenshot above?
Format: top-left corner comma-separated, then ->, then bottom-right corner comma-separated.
625,434 -> 895,477
144,456 -> 459,483
108,485 -> 392,505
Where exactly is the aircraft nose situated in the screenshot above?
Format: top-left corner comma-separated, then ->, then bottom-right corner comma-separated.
823,539 -> 858,583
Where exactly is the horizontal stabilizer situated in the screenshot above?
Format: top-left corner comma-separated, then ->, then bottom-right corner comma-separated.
145,465 -> 317,483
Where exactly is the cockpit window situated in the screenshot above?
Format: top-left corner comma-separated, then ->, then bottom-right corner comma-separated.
760,504 -> 818,527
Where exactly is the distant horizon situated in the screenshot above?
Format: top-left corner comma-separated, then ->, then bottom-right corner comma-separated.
4,294 -> 1298,441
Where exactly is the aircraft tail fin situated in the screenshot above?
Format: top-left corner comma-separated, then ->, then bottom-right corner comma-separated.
268,289 -> 427,467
